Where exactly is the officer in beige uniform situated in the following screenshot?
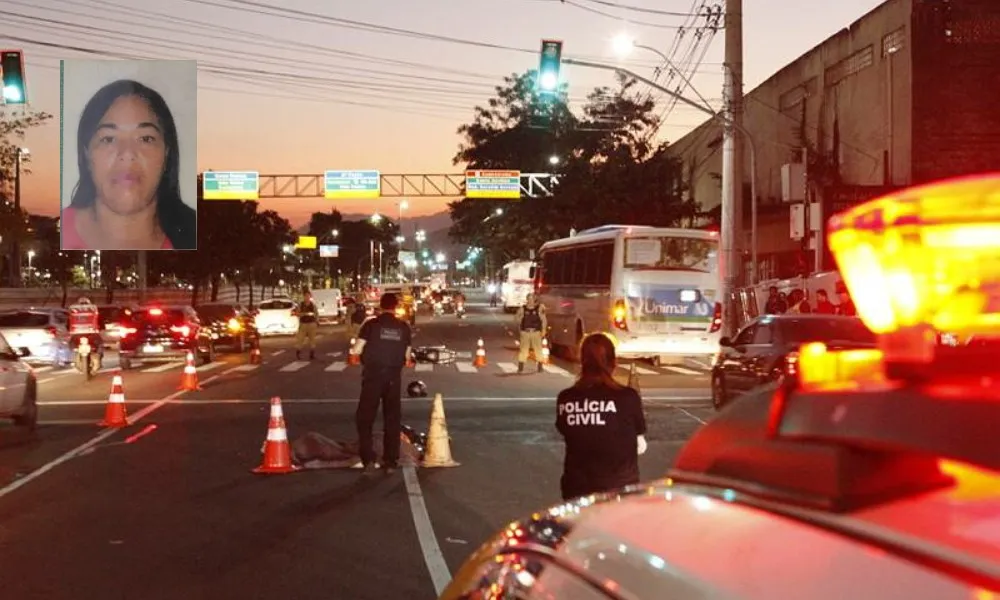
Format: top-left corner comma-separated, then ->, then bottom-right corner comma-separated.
515,293 -> 547,373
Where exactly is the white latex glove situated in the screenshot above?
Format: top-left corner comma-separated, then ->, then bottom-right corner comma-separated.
636,434 -> 648,455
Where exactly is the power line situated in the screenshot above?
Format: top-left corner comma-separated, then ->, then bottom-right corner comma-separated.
555,0 -> 695,29
577,0 -> 712,17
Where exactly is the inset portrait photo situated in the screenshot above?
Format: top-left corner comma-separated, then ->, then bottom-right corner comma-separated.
60,59 -> 197,251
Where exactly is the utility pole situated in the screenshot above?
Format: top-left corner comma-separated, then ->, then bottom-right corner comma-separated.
137,250 -> 147,302
12,149 -> 22,288
721,0 -> 746,335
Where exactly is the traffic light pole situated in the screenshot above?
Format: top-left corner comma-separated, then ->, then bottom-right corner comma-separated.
561,57 -> 758,336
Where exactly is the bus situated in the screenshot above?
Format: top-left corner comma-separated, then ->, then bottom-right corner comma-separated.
500,260 -> 537,312
535,225 -> 723,365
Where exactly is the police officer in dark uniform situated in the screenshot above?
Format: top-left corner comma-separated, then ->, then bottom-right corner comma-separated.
351,292 -> 413,474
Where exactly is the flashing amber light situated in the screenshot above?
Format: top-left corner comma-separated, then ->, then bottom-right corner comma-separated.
797,342 -> 885,390
227,317 -> 241,332
828,173 -> 1000,344
612,299 -> 627,331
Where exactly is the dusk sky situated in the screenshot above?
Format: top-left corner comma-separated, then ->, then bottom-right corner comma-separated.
5,0 -> 885,228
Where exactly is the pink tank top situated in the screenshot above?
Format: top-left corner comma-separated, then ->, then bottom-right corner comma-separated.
61,207 -> 173,250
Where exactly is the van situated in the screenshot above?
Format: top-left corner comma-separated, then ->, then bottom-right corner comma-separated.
311,289 -> 343,325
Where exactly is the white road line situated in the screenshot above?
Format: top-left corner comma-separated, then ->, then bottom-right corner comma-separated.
0,387 -> 187,500
141,361 -> 184,373
676,407 -> 708,424
231,364 -> 259,372
496,362 -> 518,374
32,366 -> 53,373
414,363 -> 434,372
455,363 -> 478,373
279,361 -> 309,372
664,365 -> 704,376
324,361 -> 348,372
196,362 -> 223,373
37,395 -> 709,406
37,377 -> 55,384
543,364 -> 572,377
271,349 -> 286,356
635,366 -> 659,376
403,466 -> 452,595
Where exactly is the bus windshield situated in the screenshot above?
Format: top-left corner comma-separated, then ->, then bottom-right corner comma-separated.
624,236 -> 717,272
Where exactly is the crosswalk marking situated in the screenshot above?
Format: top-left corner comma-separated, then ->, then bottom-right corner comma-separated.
142,361 -> 185,373
324,361 -> 347,372
414,363 -> 434,372
496,362 -> 518,374
543,364 -> 573,377
196,362 -> 223,373
33,366 -> 53,373
279,361 -> 310,372
455,362 -> 478,373
233,364 -> 259,372
664,365 -> 703,375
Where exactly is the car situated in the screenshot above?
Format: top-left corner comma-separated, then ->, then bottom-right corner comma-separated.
195,303 -> 258,352
0,308 -> 74,367
0,331 -> 37,432
253,297 -> 299,336
118,305 -> 215,369
438,174 -> 1000,600
710,313 -> 876,410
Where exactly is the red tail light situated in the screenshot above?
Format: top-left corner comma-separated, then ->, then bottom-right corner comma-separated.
170,325 -> 192,337
709,302 -> 722,333
148,307 -> 163,316
785,351 -> 799,377
612,299 -> 628,331
45,326 -> 57,339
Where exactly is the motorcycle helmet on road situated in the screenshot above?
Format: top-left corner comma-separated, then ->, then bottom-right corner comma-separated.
407,380 -> 429,398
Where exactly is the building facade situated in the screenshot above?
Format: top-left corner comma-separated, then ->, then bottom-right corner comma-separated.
668,0 -> 1000,281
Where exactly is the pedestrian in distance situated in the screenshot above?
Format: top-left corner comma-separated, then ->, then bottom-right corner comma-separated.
555,333 -> 647,502
347,296 -> 368,340
351,293 -> 413,475
515,293 -> 547,373
295,290 -> 319,360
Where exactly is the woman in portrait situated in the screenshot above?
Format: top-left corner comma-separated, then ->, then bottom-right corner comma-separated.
62,79 -> 196,250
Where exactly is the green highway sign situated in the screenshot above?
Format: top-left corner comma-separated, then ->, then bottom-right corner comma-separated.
325,170 -> 381,199
202,171 -> 259,200
465,170 -> 521,199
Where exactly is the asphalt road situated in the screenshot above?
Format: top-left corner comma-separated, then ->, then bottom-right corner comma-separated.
0,299 -> 714,600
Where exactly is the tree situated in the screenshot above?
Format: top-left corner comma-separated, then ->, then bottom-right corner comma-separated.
448,70 -> 693,262
0,109 -> 52,286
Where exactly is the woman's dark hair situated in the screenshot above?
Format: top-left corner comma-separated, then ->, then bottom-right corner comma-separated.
70,79 -> 196,249
575,333 -> 624,389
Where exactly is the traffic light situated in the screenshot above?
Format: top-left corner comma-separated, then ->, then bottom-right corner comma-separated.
537,39 -> 563,95
1,50 -> 27,105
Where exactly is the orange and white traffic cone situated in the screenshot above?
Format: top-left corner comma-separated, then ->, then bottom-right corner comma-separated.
348,338 -> 360,365
99,372 -> 128,428
253,397 -> 300,474
473,338 -> 486,367
249,337 -> 262,364
178,351 -> 201,391
540,337 -> 550,364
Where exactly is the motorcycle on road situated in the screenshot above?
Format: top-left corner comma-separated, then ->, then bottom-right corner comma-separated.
455,301 -> 466,319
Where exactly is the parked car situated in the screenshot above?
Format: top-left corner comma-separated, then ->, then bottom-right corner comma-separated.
0,331 -> 37,432
0,308 -> 74,367
195,303 -> 258,352
118,305 -> 215,369
253,297 -> 300,336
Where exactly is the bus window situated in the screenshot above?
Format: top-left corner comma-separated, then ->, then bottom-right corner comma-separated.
625,237 -> 716,272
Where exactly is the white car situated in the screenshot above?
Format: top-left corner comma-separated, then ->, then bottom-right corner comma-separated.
0,308 -> 74,367
0,331 -> 38,432
253,298 -> 299,336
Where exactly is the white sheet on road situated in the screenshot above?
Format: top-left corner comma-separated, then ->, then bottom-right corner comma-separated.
142,361 -> 184,373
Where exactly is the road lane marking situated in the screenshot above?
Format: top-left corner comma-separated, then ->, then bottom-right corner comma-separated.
403,466 -> 452,595
279,361 -> 309,372
542,364 -> 572,377
0,387 -> 188,501
324,361 -> 348,372
414,363 -> 433,372
196,362 -> 223,373
32,366 -> 53,373
38,395 -> 710,405
454,363 -> 478,373
271,349 -> 286,356
142,361 -> 184,373
496,362 -> 518,374
664,365 -> 704,375
676,407 -> 708,424
231,364 -> 259,372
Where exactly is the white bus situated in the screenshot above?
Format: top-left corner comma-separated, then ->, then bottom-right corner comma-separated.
536,225 -> 722,364
500,260 -> 537,312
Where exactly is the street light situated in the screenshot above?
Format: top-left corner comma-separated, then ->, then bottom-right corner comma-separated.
331,229 -> 339,238
370,212 -> 382,224
549,155 -> 559,165
435,252 -> 445,263
611,34 -> 761,287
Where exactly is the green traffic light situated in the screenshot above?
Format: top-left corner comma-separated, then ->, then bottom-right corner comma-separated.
538,40 -> 563,94
1,51 -> 27,105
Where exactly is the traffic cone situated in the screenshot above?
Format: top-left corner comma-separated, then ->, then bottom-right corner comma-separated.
178,351 -> 201,391
423,393 -> 459,468
627,362 -> 641,394
540,338 -> 550,364
253,397 -> 301,474
348,338 -> 360,365
473,338 -> 486,367
99,372 -> 128,428
249,337 -> 262,364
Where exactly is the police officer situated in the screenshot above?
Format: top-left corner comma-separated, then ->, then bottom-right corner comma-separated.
295,290 -> 319,360
556,333 -> 647,500
516,293 -> 547,373
347,295 -> 368,340
351,293 -> 413,474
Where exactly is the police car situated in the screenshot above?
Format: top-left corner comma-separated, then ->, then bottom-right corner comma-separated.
438,173 -> 1000,599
